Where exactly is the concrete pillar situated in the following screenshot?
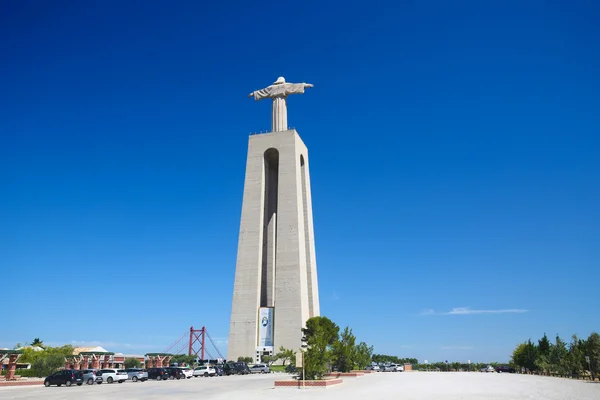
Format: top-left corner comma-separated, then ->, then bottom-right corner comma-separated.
5,354 -> 18,380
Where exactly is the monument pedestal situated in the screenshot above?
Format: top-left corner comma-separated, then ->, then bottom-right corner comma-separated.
228,129 -> 320,361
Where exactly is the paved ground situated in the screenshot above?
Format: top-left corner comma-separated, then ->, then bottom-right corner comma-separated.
1,372 -> 599,400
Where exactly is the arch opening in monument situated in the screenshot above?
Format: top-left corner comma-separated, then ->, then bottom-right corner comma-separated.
300,154 -> 315,317
261,148 -> 279,308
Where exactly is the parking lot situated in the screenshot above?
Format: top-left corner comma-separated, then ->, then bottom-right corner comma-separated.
2,371 -> 600,400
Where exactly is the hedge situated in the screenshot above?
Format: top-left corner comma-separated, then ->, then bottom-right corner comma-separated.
1,369 -> 45,377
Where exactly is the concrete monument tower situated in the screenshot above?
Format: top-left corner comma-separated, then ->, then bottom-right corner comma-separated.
228,77 -> 320,363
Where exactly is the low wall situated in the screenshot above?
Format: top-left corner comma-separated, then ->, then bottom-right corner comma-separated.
274,378 -> 343,388
0,380 -> 43,387
324,372 -> 364,378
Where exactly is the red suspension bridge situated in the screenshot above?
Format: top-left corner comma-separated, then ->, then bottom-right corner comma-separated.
163,326 -> 225,361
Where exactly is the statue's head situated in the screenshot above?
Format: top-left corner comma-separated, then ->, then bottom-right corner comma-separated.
273,76 -> 286,85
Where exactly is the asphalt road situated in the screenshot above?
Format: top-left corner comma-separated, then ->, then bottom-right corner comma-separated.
2,372 -> 599,400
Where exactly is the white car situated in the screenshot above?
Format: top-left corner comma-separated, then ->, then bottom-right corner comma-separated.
194,365 -> 216,377
480,365 -> 495,373
178,367 -> 193,379
389,364 -> 404,372
95,368 -> 128,384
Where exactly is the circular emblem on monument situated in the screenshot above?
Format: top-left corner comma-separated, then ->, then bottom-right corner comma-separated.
261,316 -> 268,327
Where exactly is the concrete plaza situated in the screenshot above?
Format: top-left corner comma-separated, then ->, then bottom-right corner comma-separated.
2,372 -> 599,400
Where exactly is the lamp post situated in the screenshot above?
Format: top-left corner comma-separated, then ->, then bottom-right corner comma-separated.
300,335 -> 308,389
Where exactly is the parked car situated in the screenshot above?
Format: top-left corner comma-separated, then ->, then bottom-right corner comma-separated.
164,366 -> 185,380
371,365 -> 381,372
44,370 -> 83,387
95,368 -> 128,384
178,367 -> 193,379
126,368 -> 148,382
147,367 -> 168,381
250,364 -> 271,374
214,365 -> 224,376
194,365 -> 217,377
386,364 -> 404,372
382,365 -> 395,372
480,365 -> 495,373
81,369 -> 97,385
496,366 -> 516,373
223,362 -> 250,375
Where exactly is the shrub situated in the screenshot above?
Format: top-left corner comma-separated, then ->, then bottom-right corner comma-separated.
124,358 -> 141,369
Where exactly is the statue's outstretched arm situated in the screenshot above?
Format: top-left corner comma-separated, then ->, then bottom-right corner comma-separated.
304,83 -> 314,88
248,92 -> 254,98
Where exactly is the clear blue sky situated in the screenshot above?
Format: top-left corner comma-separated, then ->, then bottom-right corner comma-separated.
1,0 -> 598,363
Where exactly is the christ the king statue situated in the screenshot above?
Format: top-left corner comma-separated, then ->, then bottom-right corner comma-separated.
248,76 -> 314,132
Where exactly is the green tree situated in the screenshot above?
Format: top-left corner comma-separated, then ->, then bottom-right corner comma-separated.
567,334 -> 584,377
171,354 -> 197,366
536,333 -> 551,374
237,356 -> 253,363
275,347 -> 295,366
372,354 -> 401,364
354,342 -> 373,370
124,358 -> 141,369
31,354 -> 64,377
399,358 -> 418,366
511,340 -> 537,371
331,326 -> 356,372
584,332 -> 600,380
302,316 -> 339,380
548,335 -> 568,376
261,355 -> 277,366
30,338 -> 44,348
538,333 -> 551,356
19,347 -> 44,364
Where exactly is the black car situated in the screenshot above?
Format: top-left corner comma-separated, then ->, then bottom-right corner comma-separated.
164,367 -> 185,380
223,362 -> 250,375
496,366 -> 516,373
44,370 -> 84,387
147,367 -> 168,380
